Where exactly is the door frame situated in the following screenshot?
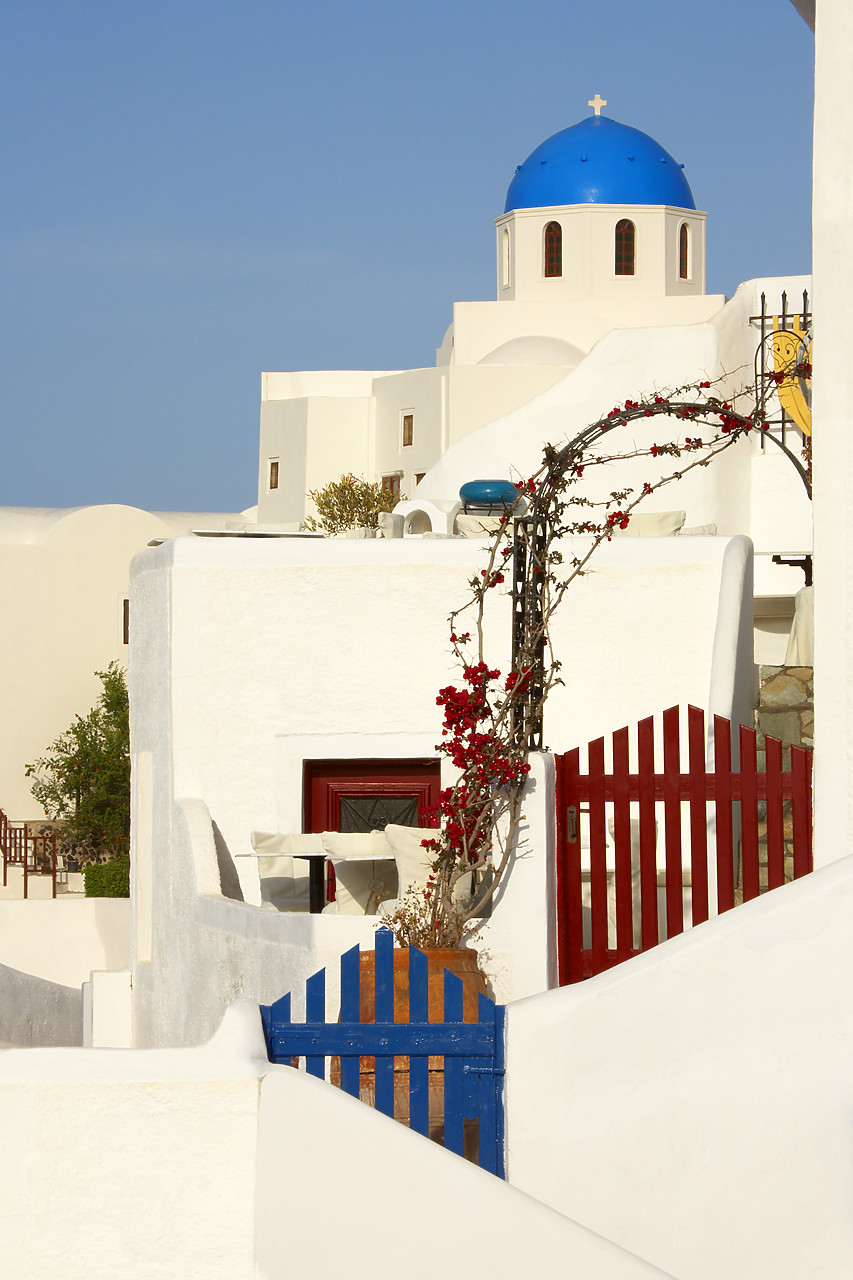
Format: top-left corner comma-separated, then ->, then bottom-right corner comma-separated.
303,758 -> 441,832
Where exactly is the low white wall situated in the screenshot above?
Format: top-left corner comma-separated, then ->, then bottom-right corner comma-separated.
474,751 -> 557,1004
0,963 -> 82,1046
255,1048 -> 674,1280
0,899 -> 129,987
133,795 -> 385,1046
0,998 -> 674,1280
129,534 -> 752,1043
0,1002 -> 261,1279
503,854 -> 853,1280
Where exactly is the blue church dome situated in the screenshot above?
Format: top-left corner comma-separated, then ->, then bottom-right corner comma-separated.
505,116 -> 695,213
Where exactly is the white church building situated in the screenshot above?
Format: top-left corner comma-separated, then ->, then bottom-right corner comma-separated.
4,3 -> 853,1277
258,105 -> 724,527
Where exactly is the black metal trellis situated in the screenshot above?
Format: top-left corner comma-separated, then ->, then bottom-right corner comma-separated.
511,515 -> 548,750
508,314 -> 815,747
750,289 -> 811,451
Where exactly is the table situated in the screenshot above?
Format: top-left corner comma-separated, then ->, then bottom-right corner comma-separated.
241,834 -> 394,914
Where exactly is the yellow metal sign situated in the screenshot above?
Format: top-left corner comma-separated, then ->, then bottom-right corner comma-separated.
771,319 -> 812,436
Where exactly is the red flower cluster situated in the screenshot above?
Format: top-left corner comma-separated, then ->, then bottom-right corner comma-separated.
432,659 -> 531,866
605,510 -> 630,531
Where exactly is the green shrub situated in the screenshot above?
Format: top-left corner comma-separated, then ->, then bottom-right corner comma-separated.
83,852 -> 130,898
303,473 -> 404,534
25,663 -> 130,865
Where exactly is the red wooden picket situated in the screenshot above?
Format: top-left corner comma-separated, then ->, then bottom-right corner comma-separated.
662,707 -> 683,939
713,715 -> 736,913
765,736 -> 785,890
612,726 -> 633,958
588,736 -> 608,976
790,746 -> 812,878
555,706 -> 813,984
687,705 -> 709,925
740,725 -> 760,903
637,715 -> 658,952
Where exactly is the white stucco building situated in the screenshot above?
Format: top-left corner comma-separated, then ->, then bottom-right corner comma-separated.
257,109 -> 726,526
7,4 -> 853,1278
257,106 -> 812,662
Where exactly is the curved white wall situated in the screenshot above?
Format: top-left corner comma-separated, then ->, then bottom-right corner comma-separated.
0,899 -> 129,987
504,855 -> 853,1280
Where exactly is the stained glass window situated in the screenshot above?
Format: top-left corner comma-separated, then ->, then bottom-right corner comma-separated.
544,221 -> 562,277
615,219 -> 635,276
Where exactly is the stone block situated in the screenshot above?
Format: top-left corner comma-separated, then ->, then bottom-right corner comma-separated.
759,671 -> 811,708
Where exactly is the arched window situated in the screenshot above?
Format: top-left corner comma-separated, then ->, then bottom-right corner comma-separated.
679,223 -> 689,279
614,219 -> 635,276
502,227 -> 511,288
544,221 -> 562,277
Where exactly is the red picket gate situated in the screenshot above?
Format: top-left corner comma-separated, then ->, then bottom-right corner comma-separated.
555,705 -> 813,984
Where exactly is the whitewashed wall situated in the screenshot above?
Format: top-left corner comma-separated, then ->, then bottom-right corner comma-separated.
504,853 -> 853,1280
811,0 -> 852,868
0,998 -> 674,1280
129,532 -> 751,1042
420,276 -> 811,551
0,899 -> 128,986
0,505 -> 241,820
0,963 -> 82,1046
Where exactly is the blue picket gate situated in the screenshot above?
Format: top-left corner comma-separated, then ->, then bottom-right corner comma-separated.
260,928 -> 505,1177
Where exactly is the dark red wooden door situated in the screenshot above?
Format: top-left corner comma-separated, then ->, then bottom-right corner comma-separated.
304,759 -> 441,834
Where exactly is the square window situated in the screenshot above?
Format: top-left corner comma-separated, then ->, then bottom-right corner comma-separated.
402,413 -> 414,448
269,459 -> 279,490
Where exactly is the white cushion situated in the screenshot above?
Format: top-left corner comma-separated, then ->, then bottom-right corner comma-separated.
257,855 -> 311,910
382,825 -> 437,896
330,856 -> 397,915
679,522 -> 717,536
611,510 -> 686,538
320,831 -> 392,858
251,831 -> 325,854
383,825 -> 474,905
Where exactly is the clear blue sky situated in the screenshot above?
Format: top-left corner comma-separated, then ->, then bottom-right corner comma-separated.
0,0 -> 813,513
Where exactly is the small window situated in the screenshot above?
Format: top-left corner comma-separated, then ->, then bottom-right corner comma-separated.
122,598 -> 130,646
502,227 -> 511,288
679,223 -> 689,279
381,474 -> 401,500
544,221 -> 562,278
615,219 -> 635,276
414,472 -> 425,486
268,459 -> 279,490
402,413 -> 414,448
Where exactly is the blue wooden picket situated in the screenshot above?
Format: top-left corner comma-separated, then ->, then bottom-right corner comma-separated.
260,929 -> 505,1177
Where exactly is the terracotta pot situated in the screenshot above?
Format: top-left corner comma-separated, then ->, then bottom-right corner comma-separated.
332,946 -> 487,1154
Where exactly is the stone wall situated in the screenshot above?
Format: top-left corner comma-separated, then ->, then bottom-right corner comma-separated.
755,665 -> 814,766
737,664 -> 814,899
